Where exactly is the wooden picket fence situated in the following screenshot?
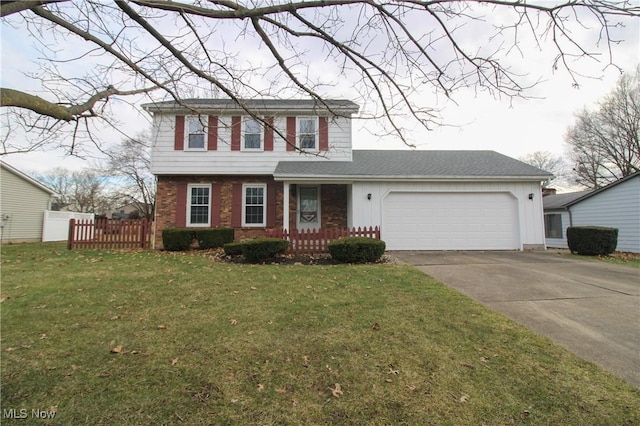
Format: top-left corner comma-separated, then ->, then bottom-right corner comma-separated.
67,218 -> 152,250
266,226 -> 381,255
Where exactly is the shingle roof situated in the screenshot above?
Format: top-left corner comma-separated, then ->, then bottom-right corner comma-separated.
274,150 -> 552,180
543,191 -> 592,210
142,98 -> 359,114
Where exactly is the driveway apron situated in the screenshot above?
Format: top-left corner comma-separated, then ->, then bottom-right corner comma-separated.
392,250 -> 640,388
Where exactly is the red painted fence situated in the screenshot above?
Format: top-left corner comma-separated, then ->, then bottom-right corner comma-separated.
68,218 -> 152,250
266,226 -> 381,255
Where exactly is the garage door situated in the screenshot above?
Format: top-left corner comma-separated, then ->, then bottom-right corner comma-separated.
382,192 -> 519,250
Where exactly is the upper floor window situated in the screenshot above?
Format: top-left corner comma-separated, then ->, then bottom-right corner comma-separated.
188,184 -> 210,226
243,117 -> 263,150
298,117 -> 318,150
186,116 -> 206,150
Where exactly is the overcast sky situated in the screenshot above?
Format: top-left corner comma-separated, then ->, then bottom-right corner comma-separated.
1,2 -> 638,185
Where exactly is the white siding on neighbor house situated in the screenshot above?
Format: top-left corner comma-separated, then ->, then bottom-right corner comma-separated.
569,176 -> 640,253
545,211 -> 571,249
1,166 -> 52,243
350,180 -> 545,250
150,114 -> 353,175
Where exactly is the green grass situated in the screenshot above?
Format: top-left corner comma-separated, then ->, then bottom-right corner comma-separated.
562,251 -> 640,268
2,243 -> 639,425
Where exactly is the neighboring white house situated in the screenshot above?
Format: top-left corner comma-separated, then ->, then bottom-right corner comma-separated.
543,172 -> 640,253
144,99 -> 552,250
543,190 -> 591,249
0,161 -> 55,243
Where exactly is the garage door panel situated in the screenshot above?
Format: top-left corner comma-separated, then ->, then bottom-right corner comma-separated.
382,192 -> 519,250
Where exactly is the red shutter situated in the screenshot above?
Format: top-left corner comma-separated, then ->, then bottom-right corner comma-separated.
210,183 -> 221,226
264,117 -> 274,151
175,182 -> 187,227
231,183 -> 242,227
174,116 -> 185,150
208,116 -> 218,151
319,116 -> 329,151
286,116 -> 296,152
231,116 -> 241,151
266,183 -> 277,228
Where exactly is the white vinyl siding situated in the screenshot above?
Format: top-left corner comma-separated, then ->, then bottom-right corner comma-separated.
0,165 -> 52,242
569,176 -> 640,253
150,115 -> 353,175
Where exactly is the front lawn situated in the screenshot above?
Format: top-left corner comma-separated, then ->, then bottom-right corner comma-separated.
2,243 -> 639,424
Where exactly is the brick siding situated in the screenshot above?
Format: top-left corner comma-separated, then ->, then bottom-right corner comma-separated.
154,176 -> 347,249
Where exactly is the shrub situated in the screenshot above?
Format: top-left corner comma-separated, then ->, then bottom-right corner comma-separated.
567,226 -> 618,256
241,238 -> 289,263
223,241 -> 244,256
197,228 -> 234,249
328,237 -> 386,263
162,228 -> 195,251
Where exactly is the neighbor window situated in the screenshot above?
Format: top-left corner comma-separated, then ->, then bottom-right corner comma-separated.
188,184 -> 210,226
186,116 -> 206,149
243,117 -> 263,150
243,184 -> 266,227
298,117 -> 317,149
544,214 -> 562,238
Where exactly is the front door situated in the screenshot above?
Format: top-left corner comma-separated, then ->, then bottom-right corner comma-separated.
297,185 -> 321,231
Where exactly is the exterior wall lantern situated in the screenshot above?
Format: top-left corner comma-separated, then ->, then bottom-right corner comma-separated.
528,193 -> 534,200
367,193 -> 372,200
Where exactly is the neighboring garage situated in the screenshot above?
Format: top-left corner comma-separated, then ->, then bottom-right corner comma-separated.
382,191 -> 519,250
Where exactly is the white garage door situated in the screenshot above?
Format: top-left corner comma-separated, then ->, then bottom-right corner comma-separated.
382,192 -> 519,250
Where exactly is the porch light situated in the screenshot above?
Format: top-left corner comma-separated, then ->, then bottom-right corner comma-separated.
367,193 -> 372,200
528,193 -> 534,200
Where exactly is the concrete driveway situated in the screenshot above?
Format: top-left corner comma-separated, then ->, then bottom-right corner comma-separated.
392,250 -> 640,388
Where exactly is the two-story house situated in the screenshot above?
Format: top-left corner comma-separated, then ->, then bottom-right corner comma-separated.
144,99 -> 551,250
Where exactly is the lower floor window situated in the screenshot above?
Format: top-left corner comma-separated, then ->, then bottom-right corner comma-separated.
188,184 -> 210,226
544,214 -> 562,238
243,184 -> 266,226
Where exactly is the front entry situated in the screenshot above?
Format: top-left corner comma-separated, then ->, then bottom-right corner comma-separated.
297,185 -> 321,231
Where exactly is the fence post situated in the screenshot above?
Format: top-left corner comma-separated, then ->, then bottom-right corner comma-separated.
67,219 -> 75,250
140,219 -> 147,248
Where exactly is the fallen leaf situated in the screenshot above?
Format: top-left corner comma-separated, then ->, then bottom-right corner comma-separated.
110,345 -> 123,354
230,319 -> 238,325
275,387 -> 287,394
459,394 -> 470,403
372,322 -> 381,330
480,356 -> 489,364
250,286 -> 257,290
385,378 -> 393,383
257,384 -> 264,392
157,325 -> 167,330
110,315 -> 120,320
291,399 -> 298,406
331,383 -> 343,397
388,366 -> 399,375
171,357 -> 178,365
407,385 -> 417,391
39,333 -> 48,340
